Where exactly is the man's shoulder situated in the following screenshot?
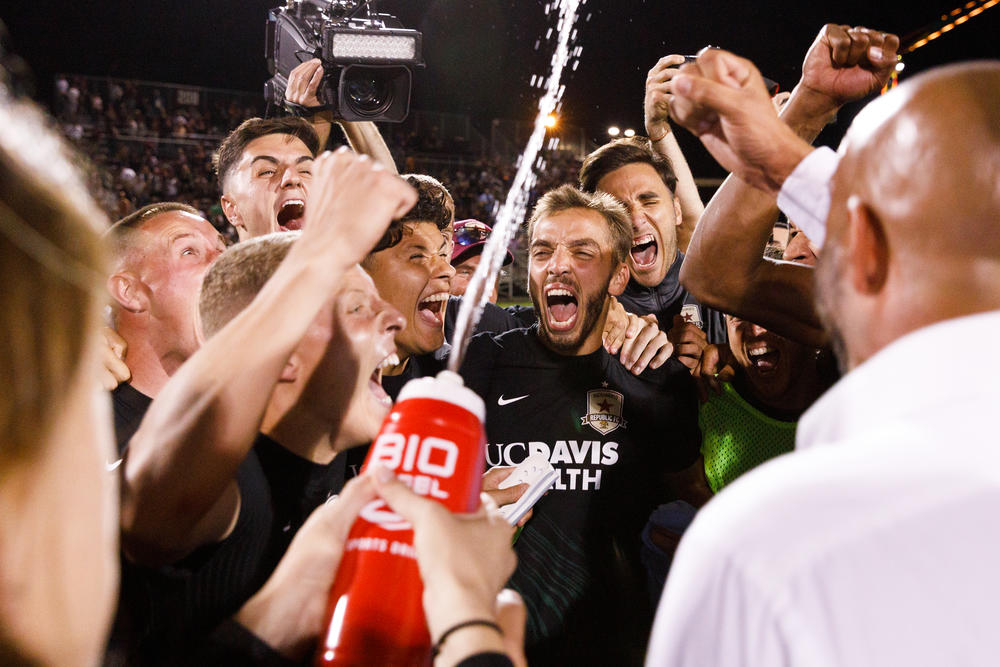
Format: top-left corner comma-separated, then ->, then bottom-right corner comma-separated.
685,430 -> 995,572
466,325 -> 539,359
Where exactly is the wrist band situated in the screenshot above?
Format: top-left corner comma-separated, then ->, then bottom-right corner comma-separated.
648,127 -> 670,142
282,99 -> 330,118
431,619 -> 503,657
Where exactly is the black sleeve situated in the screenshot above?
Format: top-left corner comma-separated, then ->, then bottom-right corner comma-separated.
504,304 -> 537,328
455,652 -> 515,667
647,359 -> 702,472
445,296 -> 527,341
666,363 -> 702,470
193,619 -> 300,666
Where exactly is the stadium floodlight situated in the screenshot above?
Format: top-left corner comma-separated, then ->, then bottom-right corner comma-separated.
607,126 -> 620,137
623,128 -> 635,137
544,114 -> 558,129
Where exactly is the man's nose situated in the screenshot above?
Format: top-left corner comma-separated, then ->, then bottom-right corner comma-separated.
547,245 -> 571,275
280,165 -> 302,189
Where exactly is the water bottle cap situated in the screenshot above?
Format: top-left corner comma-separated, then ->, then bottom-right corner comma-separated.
395,371 -> 485,421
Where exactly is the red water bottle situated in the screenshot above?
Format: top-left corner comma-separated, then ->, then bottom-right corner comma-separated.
315,370 -> 486,666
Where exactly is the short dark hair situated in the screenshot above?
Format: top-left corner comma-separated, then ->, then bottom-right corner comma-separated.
213,117 -> 321,192
528,184 -> 631,265
199,231 -> 298,339
106,202 -> 202,264
579,137 -> 677,195
367,174 -> 453,255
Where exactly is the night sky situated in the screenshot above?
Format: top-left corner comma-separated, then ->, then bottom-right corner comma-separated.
3,1 -> 998,176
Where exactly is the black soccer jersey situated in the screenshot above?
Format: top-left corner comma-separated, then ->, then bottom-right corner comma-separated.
459,325 -> 700,665
111,382 -> 152,454
110,434 -> 347,665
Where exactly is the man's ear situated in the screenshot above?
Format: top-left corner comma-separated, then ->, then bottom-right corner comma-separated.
107,272 -> 149,313
846,195 -> 889,296
608,262 -> 630,297
219,194 -> 246,237
278,354 -> 300,383
672,195 -> 683,227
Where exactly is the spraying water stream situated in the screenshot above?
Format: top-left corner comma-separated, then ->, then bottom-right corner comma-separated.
447,0 -> 587,372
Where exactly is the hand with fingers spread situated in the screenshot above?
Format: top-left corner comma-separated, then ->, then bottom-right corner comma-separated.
299,148 -> 417,269
285,58 -> 326,109
645,54 -> 687,140
618,313 -> 674,375
373,466 -> 521,667
667,313 -> 708,373
669,49 -> 814,195
796,24 -> 900,115
99,325 -> 131,390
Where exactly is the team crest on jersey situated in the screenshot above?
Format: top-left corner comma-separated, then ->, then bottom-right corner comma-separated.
581,388 -> 626,435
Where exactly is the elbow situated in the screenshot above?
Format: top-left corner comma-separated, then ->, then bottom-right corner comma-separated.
679,254 -> 733,311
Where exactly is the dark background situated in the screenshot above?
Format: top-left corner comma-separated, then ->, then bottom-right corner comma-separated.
3,0 -> 998,176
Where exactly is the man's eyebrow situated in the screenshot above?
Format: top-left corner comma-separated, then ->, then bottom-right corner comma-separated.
296,156 -> 314,165
250,156 -> 278,167
637,191 -> 661,201
566,238 -> 601,250
530,238 -> 555,249
168,231 -> 196,244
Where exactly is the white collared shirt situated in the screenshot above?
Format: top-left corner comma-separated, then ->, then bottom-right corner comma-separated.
646,310 -> 1000,666
776,146 -> 840,249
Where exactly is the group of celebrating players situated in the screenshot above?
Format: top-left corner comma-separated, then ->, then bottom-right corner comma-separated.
3,15 -> 1000,667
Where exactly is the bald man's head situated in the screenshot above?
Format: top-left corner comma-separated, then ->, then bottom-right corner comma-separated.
818,61 -> 1000,370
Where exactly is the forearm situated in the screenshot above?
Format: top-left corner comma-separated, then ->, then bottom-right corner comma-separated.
680,173 -> 825,346
339,121 -> 398,173
679,93 -> 833,345
122,249 -> 352,558
308,111 -> 335,149
651,132 -> 703,253
427,590 -> 506,667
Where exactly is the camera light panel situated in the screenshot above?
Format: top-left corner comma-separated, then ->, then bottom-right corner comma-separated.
328,31 -> 417,62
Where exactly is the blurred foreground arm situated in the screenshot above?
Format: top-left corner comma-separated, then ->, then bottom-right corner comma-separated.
376,467 -> 526,667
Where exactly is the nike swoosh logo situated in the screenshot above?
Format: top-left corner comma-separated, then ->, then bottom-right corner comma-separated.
498,394 -> 529,406
105,458 -> 123,472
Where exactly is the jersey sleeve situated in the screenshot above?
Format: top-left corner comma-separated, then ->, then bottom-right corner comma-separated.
656,362 -> 702,471
444,297 -> 528,341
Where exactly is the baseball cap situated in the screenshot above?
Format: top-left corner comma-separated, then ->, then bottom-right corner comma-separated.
451,219 -> 513,266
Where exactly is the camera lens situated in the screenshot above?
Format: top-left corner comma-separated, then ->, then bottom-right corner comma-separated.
344,69 -> 393,117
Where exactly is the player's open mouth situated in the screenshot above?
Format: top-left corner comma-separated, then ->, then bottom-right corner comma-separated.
417,292 -> 449,327
277,199 -> 305,232
631,233 -> 658,269
747,343 -> 781,374
369,351 -> 400,407
545,284 -> 578,331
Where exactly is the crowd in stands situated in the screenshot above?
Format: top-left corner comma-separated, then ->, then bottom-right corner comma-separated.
53,73 -> 583,251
